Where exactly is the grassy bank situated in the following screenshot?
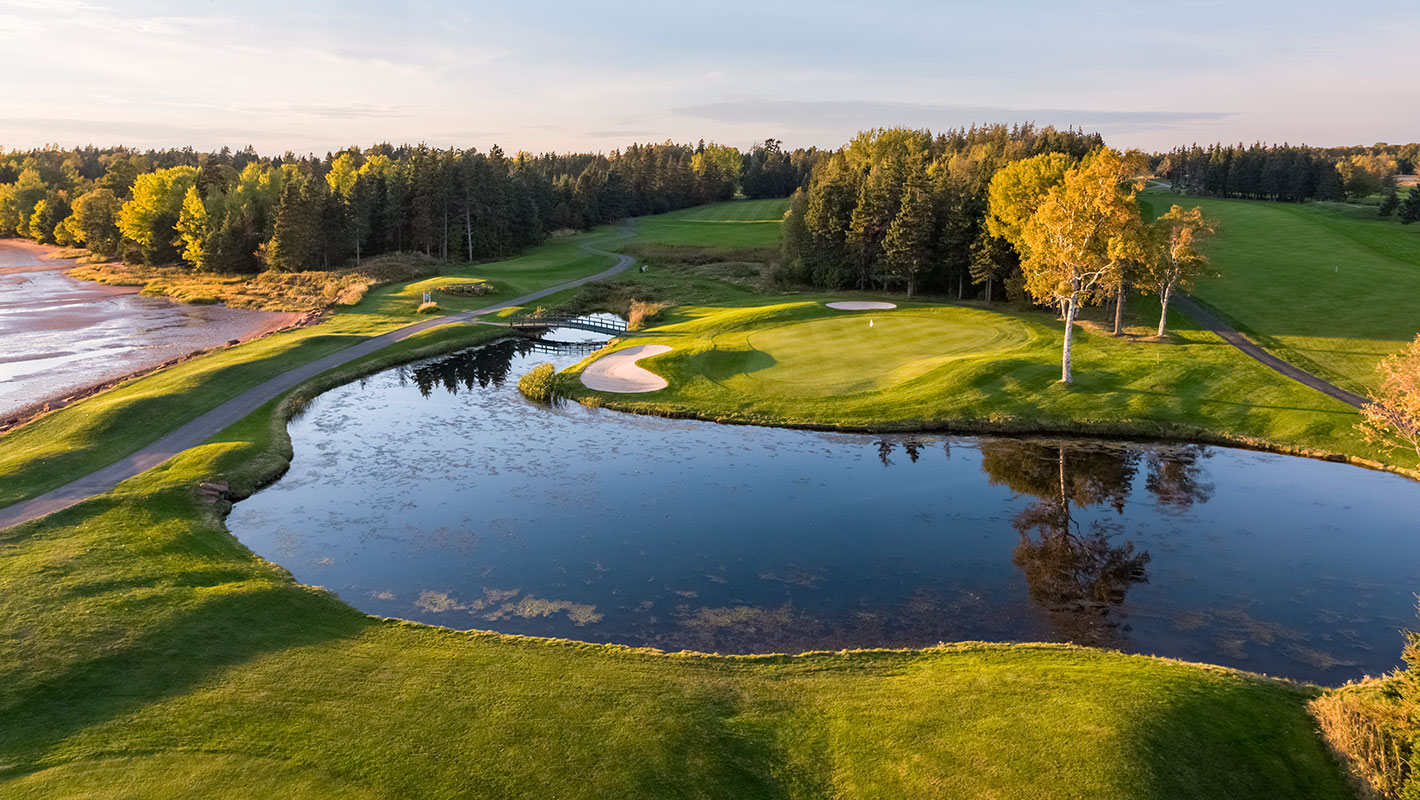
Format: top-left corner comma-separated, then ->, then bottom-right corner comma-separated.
1141,188 -> 1420,393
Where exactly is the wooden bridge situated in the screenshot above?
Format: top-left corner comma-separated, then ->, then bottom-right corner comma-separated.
524,338 -> 605,356
505,314 -> 628,336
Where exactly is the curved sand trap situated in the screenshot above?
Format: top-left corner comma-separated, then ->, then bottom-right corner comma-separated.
825,301 -> 897,310
581,344 -> 672,393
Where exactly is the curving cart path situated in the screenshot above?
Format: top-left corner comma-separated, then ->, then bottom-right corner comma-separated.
1173,296 -> 1367,409
0,240 -> 634,530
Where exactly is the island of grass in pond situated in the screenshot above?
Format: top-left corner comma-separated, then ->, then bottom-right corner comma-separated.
225,329 -> 1420,685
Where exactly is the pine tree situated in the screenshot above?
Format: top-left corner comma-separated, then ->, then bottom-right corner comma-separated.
1378,184 -> 1400,218
1398,186 -> 1420,224
267,178 -> 318,271
882,174 -> 935,297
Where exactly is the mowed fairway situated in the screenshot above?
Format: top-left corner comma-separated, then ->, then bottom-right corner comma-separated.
1142,188 -> 1420,393
722,307 -> 1033,394
631,197 -> 789,249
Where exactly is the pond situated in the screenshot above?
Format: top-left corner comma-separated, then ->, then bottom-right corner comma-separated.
227,322 -> 1420,684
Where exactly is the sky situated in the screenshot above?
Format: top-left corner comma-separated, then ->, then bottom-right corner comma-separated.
1,0 -> 1415,156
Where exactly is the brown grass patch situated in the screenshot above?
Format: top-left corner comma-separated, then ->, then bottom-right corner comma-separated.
68,252 -> 441,312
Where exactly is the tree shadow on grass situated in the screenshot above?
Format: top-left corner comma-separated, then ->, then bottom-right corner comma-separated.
626,691 -> 816,800
0,581 -> 368,770
0,500 -> 371,771
1124,676 -> 1352,800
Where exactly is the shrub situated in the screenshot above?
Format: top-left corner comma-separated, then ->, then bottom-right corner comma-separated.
518,363 -> 556,403
1312,611 -> 1420,799
628,299 -> 669,331
416,301 -> 440,314
438,281 -> 494,297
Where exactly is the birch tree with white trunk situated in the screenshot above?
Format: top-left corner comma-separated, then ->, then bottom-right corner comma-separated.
1141,204 -> 1216,337
1018,149 -> 1145,383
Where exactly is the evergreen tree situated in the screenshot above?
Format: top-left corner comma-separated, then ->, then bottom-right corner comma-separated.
267,178 -> 318,271
882,173 -> 935,297
1400,187 -> 1420,224
1378,184 -> 1400,218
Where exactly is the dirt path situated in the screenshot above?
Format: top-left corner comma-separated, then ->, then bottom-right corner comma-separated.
0,240 -> 634,530
1173,296 -> 1368,408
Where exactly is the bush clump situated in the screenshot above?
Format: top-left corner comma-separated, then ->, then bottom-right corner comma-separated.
628,299 -> 669,330
439,281 -> 494,297
518,363 -> 557,403
416,301 -> 440,314
1312,615 -> 1420,799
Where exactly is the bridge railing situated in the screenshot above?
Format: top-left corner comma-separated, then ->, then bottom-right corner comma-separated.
507,314 -> 629,334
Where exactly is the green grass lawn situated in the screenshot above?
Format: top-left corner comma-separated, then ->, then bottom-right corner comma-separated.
1141,188 -> 1420,393
559,293 -> 1401,473
630,197 -> 790,249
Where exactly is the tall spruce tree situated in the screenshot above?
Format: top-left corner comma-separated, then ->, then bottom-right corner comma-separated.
1379,183 -> 1400,218
1400,186 -> 1420,224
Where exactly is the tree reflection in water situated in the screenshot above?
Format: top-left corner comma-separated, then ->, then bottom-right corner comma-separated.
974,439 -> 1213,647
401,340 -> 532,397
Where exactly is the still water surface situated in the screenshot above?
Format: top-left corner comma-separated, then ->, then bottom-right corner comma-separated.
0,242 -> 294,418
228,324 -> 1420,684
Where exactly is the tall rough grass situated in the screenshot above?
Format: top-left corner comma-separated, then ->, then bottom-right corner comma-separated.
518,363 -> 557,403
1312,619 -> 1420,799
68,252 -> 440,311
628,299 -> 669,331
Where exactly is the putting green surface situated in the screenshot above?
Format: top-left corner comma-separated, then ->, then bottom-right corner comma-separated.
715,309 -> 1033,395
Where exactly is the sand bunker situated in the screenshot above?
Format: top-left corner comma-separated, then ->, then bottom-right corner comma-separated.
580,344 -> 672,393
825,301 -> 897,310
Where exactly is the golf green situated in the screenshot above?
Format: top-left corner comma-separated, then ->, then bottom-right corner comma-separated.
710,309 -> 1035,395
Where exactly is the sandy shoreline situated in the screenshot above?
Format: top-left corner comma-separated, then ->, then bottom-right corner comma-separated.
0,238 -> 309,429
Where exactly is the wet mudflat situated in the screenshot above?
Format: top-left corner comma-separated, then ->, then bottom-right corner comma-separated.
227,324 -> 1420,684
0,241 -> 298,418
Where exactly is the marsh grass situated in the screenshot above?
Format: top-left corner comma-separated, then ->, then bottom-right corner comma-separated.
627,299 -> 669,330
517,362 -> 557,402
1312,681 -> 1415,799
68,252 -> 443,311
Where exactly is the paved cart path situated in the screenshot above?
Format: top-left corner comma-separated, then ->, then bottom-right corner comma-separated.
0,241 -> 633,530
1174,295 -> 1368,409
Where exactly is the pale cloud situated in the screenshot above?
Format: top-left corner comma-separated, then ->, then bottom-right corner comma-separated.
0,0 -> 1414,154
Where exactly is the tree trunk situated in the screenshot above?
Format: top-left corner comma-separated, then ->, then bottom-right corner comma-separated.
957,274 -> 964,300
907,276 -> 914,299
1112,283 -> 1125,335
354,233 -> 360,266
1061,290 -> 1079,383
985,278 -> 993,303
465,209 -> 473,263
1157,284 -> 1172,337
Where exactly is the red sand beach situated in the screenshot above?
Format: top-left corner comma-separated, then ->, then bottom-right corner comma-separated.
0,241 -> 303,422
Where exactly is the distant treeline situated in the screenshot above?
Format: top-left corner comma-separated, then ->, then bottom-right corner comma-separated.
0,139 -> 819,272
781,124 -> 1105,298
1156,142 -> 1420,203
